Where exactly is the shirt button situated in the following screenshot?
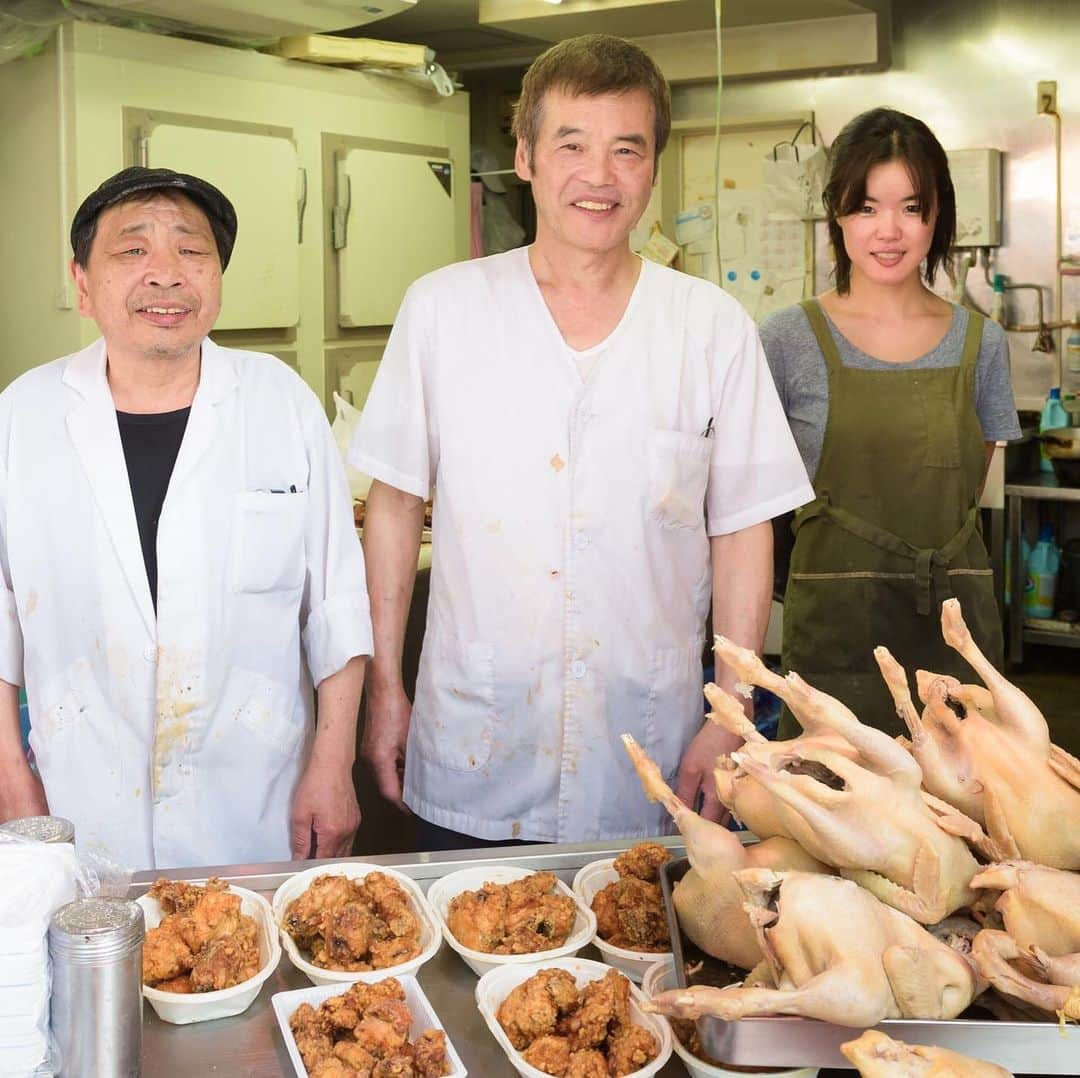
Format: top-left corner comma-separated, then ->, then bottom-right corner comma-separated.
574,532 -> 589,550
571,660 -> 587,679
143,645 -> 158,663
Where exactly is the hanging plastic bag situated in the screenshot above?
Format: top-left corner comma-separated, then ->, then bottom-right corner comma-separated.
763,122 -> 827,221
331,392 -> 373,502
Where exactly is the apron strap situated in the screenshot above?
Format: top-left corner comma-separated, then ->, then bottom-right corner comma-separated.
796,497 -> 980,615
799,299 -> 845,377
960,308 -> 985,371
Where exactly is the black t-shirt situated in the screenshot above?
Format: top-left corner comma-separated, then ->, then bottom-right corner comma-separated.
116,407 -> 191,608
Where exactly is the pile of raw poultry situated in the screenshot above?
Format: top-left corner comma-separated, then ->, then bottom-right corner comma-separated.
624,598 -> 1079,1073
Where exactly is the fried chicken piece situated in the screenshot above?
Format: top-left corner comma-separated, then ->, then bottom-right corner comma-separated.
364,872 -> 422,941
372,1058 -> 416,1077
563,970 -> 630,1050
500,893 -> 578,954
343,977 -> 407,1011
369,934 -> 422,969
565,1049 -> 608,1078
285,874 -> 358,948
412,1029 -> 451,1078
523,1034 -> 572,1075
148,876 -> 227,914
497,968 -> 581,1050
290,1002 -> 334,1072
310,1060 -> 357,1078
142,921 -> 194,984
189,917 -> 261,991
355,1010 -> 410,1059
320,992 -> 362,1032
612,843 -> 671,883
334,1039 -> 378,1071
607,1023 -> 659,1076
176,888 -> 243,952
153,973 -> 194,993
322,901 -> 377,966
508,871 -> 560,903
590,878 -> 669,952
447,882 -> 509,952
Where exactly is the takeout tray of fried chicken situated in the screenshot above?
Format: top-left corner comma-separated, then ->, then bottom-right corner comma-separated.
624,598 -> 1080,1074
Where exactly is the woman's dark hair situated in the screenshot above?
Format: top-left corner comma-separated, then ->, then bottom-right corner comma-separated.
823,107 -> 956,295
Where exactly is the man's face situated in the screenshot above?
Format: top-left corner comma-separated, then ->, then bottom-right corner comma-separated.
72,192 -> 222,364
515,87 -> 657,258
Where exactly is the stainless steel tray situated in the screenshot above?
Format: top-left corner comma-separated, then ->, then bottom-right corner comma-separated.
132,839 -> 689,1077
659,858 -> 1080,1073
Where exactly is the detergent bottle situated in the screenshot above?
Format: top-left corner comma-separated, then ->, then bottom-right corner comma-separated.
1039,387 -> 1069,474
1024,524 -> 1060,619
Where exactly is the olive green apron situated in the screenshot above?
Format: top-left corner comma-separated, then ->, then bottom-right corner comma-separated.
778,300 -> 1003,738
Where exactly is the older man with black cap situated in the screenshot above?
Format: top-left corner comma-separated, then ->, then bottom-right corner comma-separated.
0,167 -> 373,870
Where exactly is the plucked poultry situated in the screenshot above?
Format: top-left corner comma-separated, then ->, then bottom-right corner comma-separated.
840,1030 -> 1013,1077
709,639 -> 984,923
968,861 -> 1080,1021
645,869 -> 984,1027
875,598 -> 1080,870
621,732 -> 827,971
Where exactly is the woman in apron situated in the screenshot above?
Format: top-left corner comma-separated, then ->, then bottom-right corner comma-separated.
760,108 -> 1021,736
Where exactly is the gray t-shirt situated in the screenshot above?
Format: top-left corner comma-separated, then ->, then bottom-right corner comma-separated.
760,302 -> 1022,480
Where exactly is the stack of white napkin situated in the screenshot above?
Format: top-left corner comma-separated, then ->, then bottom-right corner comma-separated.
0,839 -> 83,1078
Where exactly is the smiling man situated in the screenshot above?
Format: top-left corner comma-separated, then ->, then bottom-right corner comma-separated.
352,36 -> 813,850
0,167 -> 373,869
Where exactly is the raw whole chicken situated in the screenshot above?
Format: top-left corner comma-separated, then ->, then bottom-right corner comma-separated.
969,861 -> 1080,1021
709,641 -> 984,924
621,732 -> 827,971
875,598 -> 1080,870
644,869 -> 984,1027
840,1029 -> 1012,1077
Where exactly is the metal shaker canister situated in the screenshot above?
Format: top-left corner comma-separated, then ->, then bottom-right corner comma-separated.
48,898 -> 145,1077
0,815 -> 76,844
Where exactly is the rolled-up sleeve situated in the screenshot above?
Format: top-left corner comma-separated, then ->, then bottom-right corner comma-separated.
298,391 -> 373,686
0,460 -> 24,686
706,307 -> 815,536
348,283 -> 436,499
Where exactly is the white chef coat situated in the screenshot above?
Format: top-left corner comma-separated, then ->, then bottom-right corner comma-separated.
351,247 -> 812,842
0,339 -> 373,870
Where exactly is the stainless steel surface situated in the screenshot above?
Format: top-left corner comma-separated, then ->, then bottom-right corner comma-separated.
659,859 -> 1080,1073
672,0 -> 1080,406
50,899 -> 144,1078
0,815 -> 75,844
135,839 -> 688,1077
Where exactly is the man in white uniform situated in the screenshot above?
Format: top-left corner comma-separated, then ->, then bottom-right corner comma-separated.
352,36 -> 813,849
0,167 -> 373,869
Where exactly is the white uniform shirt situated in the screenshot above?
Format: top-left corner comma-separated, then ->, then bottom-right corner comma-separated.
351,248 -> 812,841
0,339 -> 373,870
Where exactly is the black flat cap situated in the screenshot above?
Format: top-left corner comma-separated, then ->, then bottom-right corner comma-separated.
71,166 -> 238,270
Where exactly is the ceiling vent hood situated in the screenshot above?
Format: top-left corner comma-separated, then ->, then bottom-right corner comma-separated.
88,0 -> 417,42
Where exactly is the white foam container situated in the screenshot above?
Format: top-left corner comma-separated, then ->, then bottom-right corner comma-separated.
427,864 -> 596,977
476,955 -> 672,1078
641,960 -> 818,1078
137,885 -> 280,1025
572,859 -> 673,983
271,862 -> 441,987
271,973 -> 468,1078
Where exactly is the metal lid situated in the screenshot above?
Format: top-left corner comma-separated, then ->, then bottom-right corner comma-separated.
49,898 -> 144,962
0,815 -> 75,844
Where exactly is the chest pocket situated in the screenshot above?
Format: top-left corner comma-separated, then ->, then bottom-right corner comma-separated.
649,429 -> 712,529
918,384 -> 963,470
231,491 -> 308,593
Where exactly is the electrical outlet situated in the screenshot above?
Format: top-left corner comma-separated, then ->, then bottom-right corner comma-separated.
1037,80 -> 1058,114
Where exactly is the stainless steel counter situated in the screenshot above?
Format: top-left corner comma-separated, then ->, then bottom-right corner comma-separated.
132,839 -> 689,1077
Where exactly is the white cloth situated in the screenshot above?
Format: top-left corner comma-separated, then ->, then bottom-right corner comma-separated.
0,339 -> 373,870
351,247 -> 813,842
